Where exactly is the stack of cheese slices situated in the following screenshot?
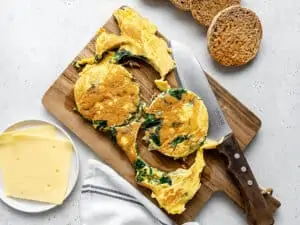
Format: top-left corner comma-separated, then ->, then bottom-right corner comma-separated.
0,125 -> 73,205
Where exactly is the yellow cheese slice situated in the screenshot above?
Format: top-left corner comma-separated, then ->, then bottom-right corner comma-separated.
0,125 -> 57,144
0,125 -> 58,166
0,135 -> 73,205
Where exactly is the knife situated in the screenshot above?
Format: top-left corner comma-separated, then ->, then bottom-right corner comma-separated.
170,40 -> 274,225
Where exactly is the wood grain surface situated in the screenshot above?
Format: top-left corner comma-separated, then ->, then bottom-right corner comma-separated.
42,16 -> 280,224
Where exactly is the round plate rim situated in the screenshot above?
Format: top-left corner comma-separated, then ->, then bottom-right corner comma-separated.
0,119 -> 80,213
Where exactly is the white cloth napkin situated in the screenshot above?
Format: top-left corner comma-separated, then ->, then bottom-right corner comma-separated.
80,159 -> 199,225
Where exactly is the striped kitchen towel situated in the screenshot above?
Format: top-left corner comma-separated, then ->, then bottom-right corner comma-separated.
80,159 -> 199,225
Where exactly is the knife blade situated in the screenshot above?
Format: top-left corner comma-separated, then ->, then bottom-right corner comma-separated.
170,40 -> 274,225
170,40 -> 231,141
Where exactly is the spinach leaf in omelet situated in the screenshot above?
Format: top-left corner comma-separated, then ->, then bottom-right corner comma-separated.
149,133 -> 160,146
143,113 -> 161,147
149,125 -> 161,147
74,107 -> 109,130
73,106 -> 118,143
134,158 -> 172,186
159,176 -> 172,186
107,127 -> 117,143
170,135 -> 189,148
121,102 -> 144,126
134,158 -> 147,183
111,49 -> 132,63
168,88 -> 187,100
92,120 -> 108,130
142,113 -> 161,129
111,49 -> 148,64
134,158 -> 146,171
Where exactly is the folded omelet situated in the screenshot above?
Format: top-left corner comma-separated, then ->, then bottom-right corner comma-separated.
135,149 -> 205,214
74,28 -> 132,70
114,119 -> 204,214
143,88 -> 209,159
95,28 -> 130,59
74,53 -> 140,130
113,7 -> 175,90
114,119 -> 217,214
113,6 -> 158,43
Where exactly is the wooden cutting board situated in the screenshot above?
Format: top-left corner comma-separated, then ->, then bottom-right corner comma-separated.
42,15 -> 280,224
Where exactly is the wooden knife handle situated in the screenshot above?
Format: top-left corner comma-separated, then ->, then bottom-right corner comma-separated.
217,134 -> 274,225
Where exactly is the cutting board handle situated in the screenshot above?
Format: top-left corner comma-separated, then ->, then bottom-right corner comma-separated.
217,134 -> 274,225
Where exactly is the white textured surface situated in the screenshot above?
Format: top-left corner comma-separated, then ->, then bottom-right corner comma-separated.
0,0 -> 298,224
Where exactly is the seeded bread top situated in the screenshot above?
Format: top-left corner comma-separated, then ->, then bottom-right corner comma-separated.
191,0 -> 241,27
207,5 -> 263,66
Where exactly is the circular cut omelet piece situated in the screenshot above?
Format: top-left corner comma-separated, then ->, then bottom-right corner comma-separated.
143,88 -> 208,159
191,0 -> 240,27
74,55 -> 140,129
207,6 -> 263,66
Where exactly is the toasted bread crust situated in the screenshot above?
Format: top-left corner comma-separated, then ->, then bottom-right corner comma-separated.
207,5 -> 263,66
191,0 -> 241,26
170,0 -> 191,11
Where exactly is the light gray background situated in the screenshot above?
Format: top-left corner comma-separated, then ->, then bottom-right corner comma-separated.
0,0 -> 298,224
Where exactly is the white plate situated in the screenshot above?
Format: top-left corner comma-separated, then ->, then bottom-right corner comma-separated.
0,119 -> 80,213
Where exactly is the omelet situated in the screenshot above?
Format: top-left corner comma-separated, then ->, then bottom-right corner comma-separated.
143,88 -> 209,159
73,57 -> 98,71
95,28 -> 130,59
115,121 -> 142,164
114,119 -> 207,214
135,148 -> 205,214
115,126 -> 219,214
111,97 -> 218,215
141,32 -> 175,80
143,138 -> 220,214
154,79 -> 171,92
74,53 -> 140,130
113,7 -> 176,89
74,29 -> 131,71
113,6 -> 157,43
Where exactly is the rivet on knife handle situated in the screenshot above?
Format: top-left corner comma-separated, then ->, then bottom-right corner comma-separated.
217,134 -> 274,225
